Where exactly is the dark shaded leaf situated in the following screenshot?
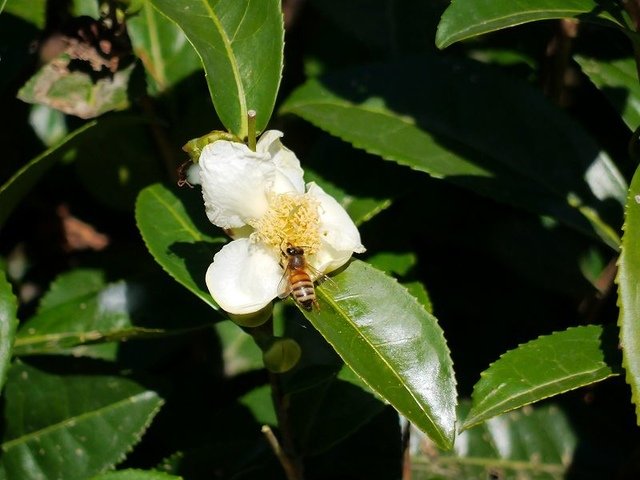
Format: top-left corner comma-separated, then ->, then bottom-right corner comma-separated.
436,0 -> 626,49
411,402 -> 576,480
281,56 -> 626,249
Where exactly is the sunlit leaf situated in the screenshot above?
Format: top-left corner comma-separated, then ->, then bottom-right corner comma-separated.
14,269 -> 214,356
281,56 -> 626,249
135,183 -> 225,310
0,271 -> 18,392
3,0 -> 46,28
463,325 -> 619,430
436,0 -> 626,49
575,55 -> 640,130
0,362 -> 164,480
411,402 -> 577,480
617,164 -> 640,425
128,0 -> 202,94
149,0 -> 284,138
303,260 -> 457,449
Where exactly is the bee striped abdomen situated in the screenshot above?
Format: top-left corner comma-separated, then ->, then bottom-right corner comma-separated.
290,269 -> 316,311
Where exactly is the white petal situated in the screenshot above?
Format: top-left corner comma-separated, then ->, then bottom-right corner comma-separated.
257,130 -> 305,194
306,182 -> 366,273
186,163 -> 201,185
206,238 -> 283,314
199,140 -> 275,229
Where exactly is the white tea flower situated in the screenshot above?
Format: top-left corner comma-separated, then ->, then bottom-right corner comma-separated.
197,130 -> 365,314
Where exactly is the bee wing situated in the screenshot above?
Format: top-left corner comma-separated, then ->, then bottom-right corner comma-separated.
277,267 -> 292,299
307,265 -> 339,295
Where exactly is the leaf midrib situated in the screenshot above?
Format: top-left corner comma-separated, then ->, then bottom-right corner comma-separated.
200,0 -> 247,132
2,391 -> 157,450
467,366 -> 616,426
317,281 -> 445,446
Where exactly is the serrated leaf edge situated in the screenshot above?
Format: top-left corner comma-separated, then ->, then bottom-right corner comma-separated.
463,325 -> 617,430
309,260 -> 457,449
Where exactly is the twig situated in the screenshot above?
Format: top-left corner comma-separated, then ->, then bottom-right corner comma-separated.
262,425 -> 300,480
268,370 -> 305,479
541,18 -> 578,107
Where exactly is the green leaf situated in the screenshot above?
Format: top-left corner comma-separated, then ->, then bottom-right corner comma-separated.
128,0 -> 202,94
0,271 -> 18,392
135,183 -> 225,310
0,120 -> 98,228
303,260 -> 457,449
0,362 -> 164,480
411,402 -> 577,479
3,0 -> 46,28
617,164 -> 640,425
436,0 -> 626,49
149,0 -> 284,138
14,268 -> 214,356
89,470 -> 183,480
280,56 -> 626,249
214,320 -> 263,376
575,55 -> 640,130
367,252 -> 417,277
463,325 -> 619,430
304,168 -> 391,226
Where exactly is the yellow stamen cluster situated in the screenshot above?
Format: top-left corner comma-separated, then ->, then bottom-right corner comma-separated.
251,192 -> 321,254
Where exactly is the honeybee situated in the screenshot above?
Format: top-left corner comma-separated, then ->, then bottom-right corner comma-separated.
278,245 -> 321,311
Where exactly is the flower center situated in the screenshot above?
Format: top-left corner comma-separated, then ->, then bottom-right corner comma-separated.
250,192 -> 321,255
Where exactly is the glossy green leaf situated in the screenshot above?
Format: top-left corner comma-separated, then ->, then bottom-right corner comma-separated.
136,183 -> 225,310
463,325 -> 619,430
149,0 -> 284,138
412,402 -> 577,480
0,120 -> 97,228
617,164 -> 640,425
0,0 -> 6,14
575,55 -> 640,130
0,271 -> 18,392
281,57 -> 626,249
303,260 -> 456,449
128,0 -> 202,94
89,470 -> 183,480
436,0 -> 626,49
0,362 -> 164,480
